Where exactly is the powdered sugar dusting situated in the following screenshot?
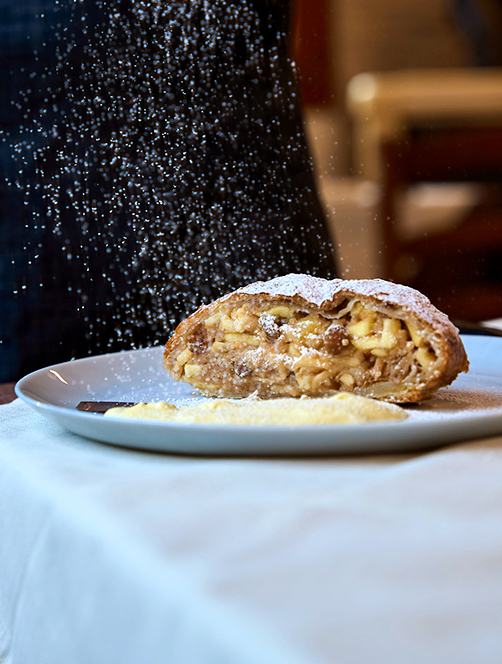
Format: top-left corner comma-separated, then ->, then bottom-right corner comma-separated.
239,273 -> 335,305
405,386 -> 502,422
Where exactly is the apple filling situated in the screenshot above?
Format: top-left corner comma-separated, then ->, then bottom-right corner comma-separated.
167,297 -> 440,399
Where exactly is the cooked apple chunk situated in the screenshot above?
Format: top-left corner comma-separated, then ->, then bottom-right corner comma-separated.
163,275 -> 469,403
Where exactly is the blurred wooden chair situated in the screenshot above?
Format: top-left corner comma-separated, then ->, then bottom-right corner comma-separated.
347,68 -> 502,320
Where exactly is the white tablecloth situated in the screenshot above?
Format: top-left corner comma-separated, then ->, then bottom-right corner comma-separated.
1,398 -> 502,664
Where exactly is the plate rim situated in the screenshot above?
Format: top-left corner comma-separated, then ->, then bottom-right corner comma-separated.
13,334 -> 502,453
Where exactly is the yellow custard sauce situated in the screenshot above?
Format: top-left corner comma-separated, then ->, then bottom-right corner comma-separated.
104,393 -> 408,426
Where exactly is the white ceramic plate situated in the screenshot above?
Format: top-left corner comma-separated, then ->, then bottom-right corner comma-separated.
14,335 -> 502,455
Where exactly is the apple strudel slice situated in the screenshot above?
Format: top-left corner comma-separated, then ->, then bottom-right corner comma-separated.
163,274 -> 469,403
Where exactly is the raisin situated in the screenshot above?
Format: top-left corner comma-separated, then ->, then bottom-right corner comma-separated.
187,325 -> 208,354
259,313 -> 281,339
233,361 -> 252,378
324,323 -> 350,354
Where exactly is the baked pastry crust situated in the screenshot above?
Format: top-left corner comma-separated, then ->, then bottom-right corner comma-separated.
163,274 -> 469,403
